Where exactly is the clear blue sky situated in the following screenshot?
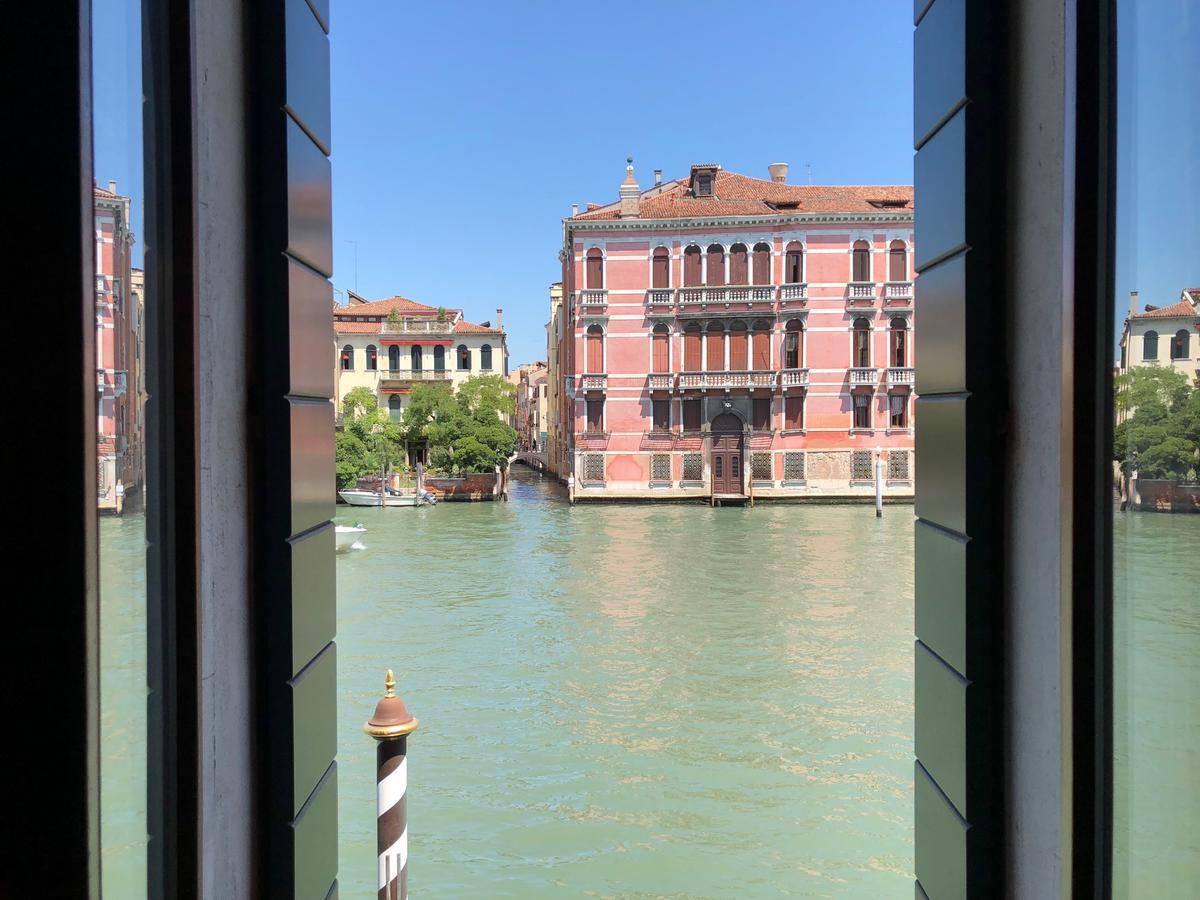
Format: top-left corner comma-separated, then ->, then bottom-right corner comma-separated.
330,0 -> 915,363
92,0 -> 1198,366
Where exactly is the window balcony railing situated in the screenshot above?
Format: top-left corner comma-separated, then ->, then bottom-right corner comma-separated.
379,319 -> 454,334
847,282 -> 876,302
677,288 -> 706,306
578,373 -> 607,392
725,285 -> 775,304
887,366 -> 916,386
579,289 -> 608,309
849,366 -> 879,385
780,367 -> 810,387
648,373 -> 674,391
884,281 -> 914,302
646,288 -> 673,306
678,370 -> 775,389
779,283 -> 808,302
379,369 -> 452,382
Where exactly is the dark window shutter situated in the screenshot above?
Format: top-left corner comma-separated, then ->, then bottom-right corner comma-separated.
706,327 -> 725,371
586,249 -> 603,288
652,331 -> 669,372
652,248 -> 669,288
683,328 -> 702,370
753,243 -> 771,284
729,324 -> 748,370
684,246 -> 702,286
682,398 -> 701,431
785,395 -> 803,429
752,326 -> 770,369
729,245 -> 748,284
752,397 -> 771,430
706,245 -> 725,286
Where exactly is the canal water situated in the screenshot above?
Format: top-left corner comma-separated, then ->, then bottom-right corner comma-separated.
98,470 -> 1199,897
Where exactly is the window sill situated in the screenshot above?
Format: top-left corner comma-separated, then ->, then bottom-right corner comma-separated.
885,427 -> 913,435
781,480 -> 808,487
849,428 -> 876,436
886,479 -> 912,487
649,481 -> 673,489
780,428 -> 806,436
679,480 -> 705,488
752,480 -> 774,489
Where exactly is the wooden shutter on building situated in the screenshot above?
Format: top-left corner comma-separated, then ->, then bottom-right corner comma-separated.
729,244 -> 748,284
652,248 -> 670,288
784,395 -> 803,430
683,325 -> 701,371
752,323 -> 770,369
652,397 -> 670,431
889,241 -> 907,281
586,398 -> 603,431
752,397 -> 771,430
753,243 -> 771,285
682,398 -> 701,431
586,249 -> 603,288
586,326 -> 603,373
706,324 -> 725,371
652,328 -> 669,372
683,246 -> 701,286
785,242 -> 803,283
706,245 -> 725,286
852,240 -> 870,282
729,322 -> 748,370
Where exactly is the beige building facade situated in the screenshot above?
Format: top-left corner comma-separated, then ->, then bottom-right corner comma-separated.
545,283 -> 566,475
1118,288 -> 1200,383
335,293 -> 508,420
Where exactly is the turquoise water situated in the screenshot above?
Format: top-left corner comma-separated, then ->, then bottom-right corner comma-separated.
98,477 -> 1199,897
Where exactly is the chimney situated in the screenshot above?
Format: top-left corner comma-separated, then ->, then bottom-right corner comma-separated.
571,203 -> 578,217
618,157 -> 640,218
1129,290 -> 1138,319
654,169 -> 662,185
108,179 -> 118,194
496,308 -> 504,331
768,163 -> 789,184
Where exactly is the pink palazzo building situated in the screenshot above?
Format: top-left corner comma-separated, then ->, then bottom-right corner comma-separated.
557,162 -> 916,501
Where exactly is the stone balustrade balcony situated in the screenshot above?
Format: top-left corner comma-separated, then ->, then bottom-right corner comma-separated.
578,373 -> 608,392
379,319 -> 454,334
780,367 -> 810,387
579,289 -> 608,309
677,370 -> 775,390
378,368 -> 452,384
849,366 -> 879,386
647,373 -> 674,391
847,282 -> 877,304
887,366 -> 916,387
646,289 -> 673,307
779,283 -> 808,304
884,281 -> 914,302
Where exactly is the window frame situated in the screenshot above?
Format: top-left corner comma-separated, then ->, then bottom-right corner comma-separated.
1141,329 -> 1158,360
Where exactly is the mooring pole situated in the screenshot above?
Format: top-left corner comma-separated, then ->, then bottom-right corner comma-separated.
364,670 -> 419,900
875,446 -> 884,518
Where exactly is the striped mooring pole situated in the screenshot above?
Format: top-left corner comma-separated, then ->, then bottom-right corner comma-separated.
364,670 -> 419,900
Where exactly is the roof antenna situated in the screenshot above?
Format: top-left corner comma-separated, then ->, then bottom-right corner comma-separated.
805,162 -> 812,185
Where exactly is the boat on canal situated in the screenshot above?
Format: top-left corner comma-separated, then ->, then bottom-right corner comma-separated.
338,489 -> 426,507
335,524 -> 367,551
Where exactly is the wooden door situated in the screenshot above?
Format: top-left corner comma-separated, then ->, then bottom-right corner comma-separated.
711,413 -> 744,494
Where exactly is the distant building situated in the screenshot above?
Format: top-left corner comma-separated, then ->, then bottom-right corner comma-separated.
545,283 -> 566,477
1118,288 -> 1200,382
334,293 -> 507,421
554,161 -> 916,500
95,181 -> 143,513
511,362 -> 548,452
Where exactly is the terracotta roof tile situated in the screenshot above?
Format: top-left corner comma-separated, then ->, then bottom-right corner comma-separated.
453,320 -> 500,334
333,296 -> 499,334
337,296 -> 453,317
1132,299 -> 1199,319
334,320 -> 382,334
571,169 -> 913,222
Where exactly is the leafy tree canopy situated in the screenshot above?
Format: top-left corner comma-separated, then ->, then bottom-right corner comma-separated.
1114,366 -> 1199,480
400,375 -> 518,474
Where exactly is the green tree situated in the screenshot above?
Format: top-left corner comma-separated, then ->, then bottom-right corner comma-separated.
399,375 -> 518,475
456,373 -> 517,417
338,386 -> 405,481
1114,365 -> 1189,418
1113,365 -> 1199,480
335,431 -> 371,488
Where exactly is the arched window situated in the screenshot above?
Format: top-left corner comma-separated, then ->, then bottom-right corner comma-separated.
1171,329 -> 1190,359
480,344 -> 493,370
585,324 -> 604,374
729,321 -> 749,370
388,394 -> 402,422
888,240 -> 907,282
1142,330 -> 1159,360
586,248 -> 603,289
852,240 -> 871,282
388,344 -> 400,370
683,245 -> 702,286
752,319 -> 771,369
365,344 -> 378,370
783,319 -> 803,369
753,242 -> 772,285
340,344 -> 354,370
410,344 -> 423,371
683,321 -> 702,371
433,344 -> 446,371
652,323 -> 670,373
784,241 -> 804,284
706,244 -> 725,287
457,344 -> 471,370
705,321 -> 726,371
852,317 -> 872,367
652,247 -> 670,288
890,317 -> 908,367
729,243 -> 748,285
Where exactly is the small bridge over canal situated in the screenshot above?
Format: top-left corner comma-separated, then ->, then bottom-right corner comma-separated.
509,450 -> 549,472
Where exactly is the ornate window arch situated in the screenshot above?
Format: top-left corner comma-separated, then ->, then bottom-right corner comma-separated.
852,317 -> 872,367
585,248 -> 604,289
785,240 -> 804,284
340,344 -> 354,371
1170,328 -> 1190,359
457,343 -> 471,370
1142,330 -> 1159,360
365,344 -> 378,370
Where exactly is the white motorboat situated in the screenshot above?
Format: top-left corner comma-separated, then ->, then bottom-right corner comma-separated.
335,524 -> 367,552
337,489 -> 422,507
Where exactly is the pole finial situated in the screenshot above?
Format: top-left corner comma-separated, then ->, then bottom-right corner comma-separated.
384,669 -> 396,697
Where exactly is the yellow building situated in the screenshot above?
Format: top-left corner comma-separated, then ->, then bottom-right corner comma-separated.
1118,288 -> 1200,383
334,293 -> 508,420
544,282 -> 565,477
